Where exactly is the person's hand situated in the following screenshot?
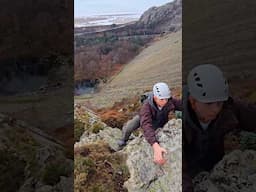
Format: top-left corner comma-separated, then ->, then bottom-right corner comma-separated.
152,142 -> 167,165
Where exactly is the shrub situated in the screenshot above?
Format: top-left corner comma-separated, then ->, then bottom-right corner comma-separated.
74,119 -> 85,141
91,122 -> 104,133
42,162 -> 70,185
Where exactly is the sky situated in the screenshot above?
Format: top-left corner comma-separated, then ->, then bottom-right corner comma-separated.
75,0 -> 173,17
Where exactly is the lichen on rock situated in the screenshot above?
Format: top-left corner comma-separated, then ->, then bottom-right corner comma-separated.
123,119 -> 182,192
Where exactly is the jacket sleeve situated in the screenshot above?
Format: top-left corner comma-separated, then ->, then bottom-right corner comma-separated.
139,102 -> 157,145
232,98 -> 256,132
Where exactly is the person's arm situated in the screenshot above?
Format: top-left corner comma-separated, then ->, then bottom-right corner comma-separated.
140,102 -> 157,145
140,103 -> 167,165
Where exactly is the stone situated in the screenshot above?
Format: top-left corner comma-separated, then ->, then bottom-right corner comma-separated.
123,119 -> 182,192
193,150 -> 256,192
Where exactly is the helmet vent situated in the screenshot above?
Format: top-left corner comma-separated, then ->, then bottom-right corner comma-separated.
202,92 -> 206,96
193,73 -> 198,77
196,83 -> 203,88
195,77 -> 200,81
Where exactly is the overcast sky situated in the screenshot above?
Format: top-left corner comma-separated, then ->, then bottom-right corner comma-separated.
75,0 -> 173,17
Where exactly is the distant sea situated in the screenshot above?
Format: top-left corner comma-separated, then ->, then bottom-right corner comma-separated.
74,13 -> 140,27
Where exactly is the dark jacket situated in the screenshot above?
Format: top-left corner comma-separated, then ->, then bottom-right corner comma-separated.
182,88 -> 256,192
139,92 -> 182,145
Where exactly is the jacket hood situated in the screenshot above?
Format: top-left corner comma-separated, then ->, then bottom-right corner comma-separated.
146,92 -> 159,111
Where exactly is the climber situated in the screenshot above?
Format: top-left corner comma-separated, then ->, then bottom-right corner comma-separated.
183,64 -> 256,192
117,82 -> 182,165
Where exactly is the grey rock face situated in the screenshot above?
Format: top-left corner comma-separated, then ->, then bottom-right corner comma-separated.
75,106 -> 123,151
193,150 -> 256,192
75,107 -> 182,192
75,126 -> 122,151
123,119 -> 182,192
137,0 -> 182,33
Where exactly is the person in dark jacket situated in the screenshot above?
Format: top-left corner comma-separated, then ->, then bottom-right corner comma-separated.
183,64 -> 256,192
117,82 -> 182,165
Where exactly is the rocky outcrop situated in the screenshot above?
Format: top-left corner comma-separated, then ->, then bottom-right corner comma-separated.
123,119 -> 182,192
75,107 -> 182,192
193,150 -> 256,192
136,0 -> 182,33
193,131 -> 256,192
0,113 -> 73,192
75,126 -> 122,152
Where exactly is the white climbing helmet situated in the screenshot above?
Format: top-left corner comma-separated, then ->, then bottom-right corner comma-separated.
153,82 -> 171,99
187,64 -> 229,103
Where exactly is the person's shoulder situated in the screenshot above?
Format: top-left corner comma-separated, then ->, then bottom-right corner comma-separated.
140,100 -> 151,109
139,100 -> 154,116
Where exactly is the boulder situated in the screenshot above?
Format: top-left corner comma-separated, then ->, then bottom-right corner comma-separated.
193,150 -> 256,192
74,107 -> 182,192
123,119 -> 182,192
75,126 -> 122,152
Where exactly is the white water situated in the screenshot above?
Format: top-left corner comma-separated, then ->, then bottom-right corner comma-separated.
74,13 -> 140,27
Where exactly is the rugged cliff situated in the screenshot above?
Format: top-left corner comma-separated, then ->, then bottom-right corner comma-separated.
74,106 -> 182,192
136,0 -> 182,33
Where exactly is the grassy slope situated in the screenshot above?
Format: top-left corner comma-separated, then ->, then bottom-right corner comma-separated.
77,30 -> 182,108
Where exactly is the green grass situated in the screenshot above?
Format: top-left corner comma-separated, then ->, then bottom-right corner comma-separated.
91,122 -> 104,133
75,119 -> 85,141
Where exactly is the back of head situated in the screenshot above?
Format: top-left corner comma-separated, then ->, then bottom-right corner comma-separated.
153,82 -> 171,99
187,64 -> 229,103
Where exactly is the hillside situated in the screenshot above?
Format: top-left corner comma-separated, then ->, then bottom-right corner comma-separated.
108,31 -> 181,88
74,0 -> 182,84
182,0 -> 256,102
183,1 -> 256,81
76,30 -> 181,108
0,0 -> 72,60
